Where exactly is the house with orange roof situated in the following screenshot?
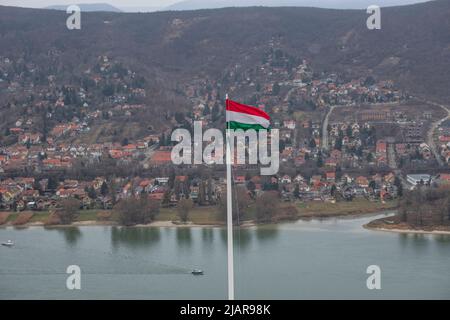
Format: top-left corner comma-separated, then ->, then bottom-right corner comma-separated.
150,151 -> 172,165
326,172 -> 336,182
63,180 -> 79,189
139,179 -> 152,188
325,158 -> 337,167
439,135 -> 450,143
19,133 -> 42,145
123,144 -> 137,152
122,182 -> 132,198
436,173 -> 450,185
377,154 -> 388,165
9,128 -> 24,135
356,176 -> 369,188
149,193 -> 164,201
51,125 -> 69,137
176,176 -> 188,183
16,177 -> 35,189
109,149 -> 124,159
376,140 -> 387,154
310,175 -> 322,185
43,158 -> 62,168
384,172 -> 396,184
56,188 -> 76,198
330,149 -> 342,160
22,189 -> 39,200
234,176 -> 246,184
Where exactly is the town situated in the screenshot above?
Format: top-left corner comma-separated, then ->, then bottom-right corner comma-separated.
1,43 -> 450,226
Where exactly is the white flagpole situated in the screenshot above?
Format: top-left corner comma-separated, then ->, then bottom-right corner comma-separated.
225,93 -> 235,300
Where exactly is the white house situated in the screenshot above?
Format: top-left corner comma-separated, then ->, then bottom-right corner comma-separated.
406,174 -> 432,188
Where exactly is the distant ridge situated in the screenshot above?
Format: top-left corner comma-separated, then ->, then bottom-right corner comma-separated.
46,3 -> 122,12
119,6 -> 162,13
165,0 -> 432,11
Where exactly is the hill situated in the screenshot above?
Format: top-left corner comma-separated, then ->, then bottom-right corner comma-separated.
0,0 -> 450,141
165,0 -> 432,10
1,1 -> 446,99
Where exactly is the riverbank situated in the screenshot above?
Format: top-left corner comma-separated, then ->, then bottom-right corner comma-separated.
0,199 -> 398,229
297,199 -> 398,218
364,216 -> 450,235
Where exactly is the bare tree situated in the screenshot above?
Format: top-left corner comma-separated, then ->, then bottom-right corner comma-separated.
115,197 -> 160,226
177,198 -> 194,223
218,186 -> 250,225
255,191 -> 280,223
58,198 -> 81,224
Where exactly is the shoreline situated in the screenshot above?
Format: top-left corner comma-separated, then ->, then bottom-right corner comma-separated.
0,219 -> 262,229
364,224 -> 450,236
0,211 -> 394,230
3,214 -> 449,236
0,200 -> 399,230
364,215 -> 450,236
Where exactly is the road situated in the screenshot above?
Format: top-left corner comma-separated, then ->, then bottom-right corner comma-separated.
412,97 -> 450,167
321,105 -> 336,150
387,142 -> 398,169
426,102 -> 449,167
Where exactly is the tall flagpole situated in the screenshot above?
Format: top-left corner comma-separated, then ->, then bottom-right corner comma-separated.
225,93 -> 235,300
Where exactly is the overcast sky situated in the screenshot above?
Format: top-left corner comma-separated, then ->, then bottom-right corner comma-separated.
0,0 -> 433,9
0,0 -> 179,8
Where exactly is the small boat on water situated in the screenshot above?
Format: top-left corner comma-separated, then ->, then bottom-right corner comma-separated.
1,240 -> 14,247
191,269 -> 204,275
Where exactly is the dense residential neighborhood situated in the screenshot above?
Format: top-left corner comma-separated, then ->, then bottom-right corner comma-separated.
0,47 -> 449,223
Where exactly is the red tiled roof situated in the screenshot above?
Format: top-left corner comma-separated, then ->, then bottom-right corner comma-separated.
438,174 -> 450,182
151,151 -> 172,164
376,141 -> 387,153
149,193 -> 164,201
176,176 -> 188,182
326,172 -> 336,179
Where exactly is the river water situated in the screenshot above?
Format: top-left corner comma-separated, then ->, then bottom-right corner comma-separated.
1,213 -> 449,299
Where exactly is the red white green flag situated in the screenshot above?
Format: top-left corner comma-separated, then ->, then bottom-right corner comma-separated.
226,99 -> 270,131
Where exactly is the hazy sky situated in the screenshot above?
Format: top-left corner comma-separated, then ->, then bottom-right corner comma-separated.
0,0 -> 433,9
0,0 -> 180,8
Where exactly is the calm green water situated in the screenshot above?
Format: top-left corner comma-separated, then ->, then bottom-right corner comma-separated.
1,213 -> 449,300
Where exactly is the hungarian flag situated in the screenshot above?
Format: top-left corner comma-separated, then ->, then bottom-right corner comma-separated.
226,99 -> 270,131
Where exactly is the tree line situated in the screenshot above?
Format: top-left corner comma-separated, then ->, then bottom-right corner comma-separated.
397,186 -> 450,228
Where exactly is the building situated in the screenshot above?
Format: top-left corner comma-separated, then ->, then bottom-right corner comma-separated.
406,174 -> 432,187
356,176 -> 369,188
